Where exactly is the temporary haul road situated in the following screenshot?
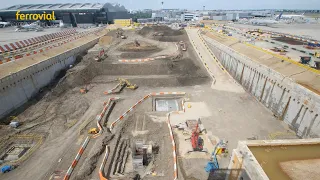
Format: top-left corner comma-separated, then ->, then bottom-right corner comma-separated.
186,28 -> 244,93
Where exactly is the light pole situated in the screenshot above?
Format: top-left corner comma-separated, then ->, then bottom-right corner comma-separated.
160,2 -> 164,22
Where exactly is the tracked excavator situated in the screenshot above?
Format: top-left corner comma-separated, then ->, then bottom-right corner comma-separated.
94,48 -> 107,61
117,78 -> 138,90
88,128 -> 99,134
103,78 -> 138,95
116,28 -> 127,39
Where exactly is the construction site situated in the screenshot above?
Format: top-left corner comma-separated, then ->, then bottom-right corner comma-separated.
0,21 -> 319,180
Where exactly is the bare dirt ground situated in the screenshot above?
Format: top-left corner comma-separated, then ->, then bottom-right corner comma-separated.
280,159 -> 320,180
0,26 -> 294,180
118,41 -> 159,52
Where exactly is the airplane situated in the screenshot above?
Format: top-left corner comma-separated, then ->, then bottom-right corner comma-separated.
15,21 -> 43,32
0,22 -> 11,28
275,12 -> 305,20
249,12 -> 283,26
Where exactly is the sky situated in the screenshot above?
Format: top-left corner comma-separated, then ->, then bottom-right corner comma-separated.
1,0 -> 320,10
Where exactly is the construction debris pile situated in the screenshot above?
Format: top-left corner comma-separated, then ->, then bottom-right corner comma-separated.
137,26 -> 184,42
138,26 -> 183,36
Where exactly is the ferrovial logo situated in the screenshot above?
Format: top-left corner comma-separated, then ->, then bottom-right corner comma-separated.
16,10 -> 56,21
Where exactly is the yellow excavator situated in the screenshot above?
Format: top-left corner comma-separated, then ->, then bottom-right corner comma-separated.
117,78 -> 138,90
88,128 -> 99,134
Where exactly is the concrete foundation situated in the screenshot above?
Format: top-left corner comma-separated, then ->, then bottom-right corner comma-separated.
228,138 -> 320,180
2,145 -> 31,161
155,98 -> 179,112
0,38 -> 99,119
204,34 -> 320,138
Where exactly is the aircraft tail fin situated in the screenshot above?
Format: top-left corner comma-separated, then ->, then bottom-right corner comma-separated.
275,12 -> 283,21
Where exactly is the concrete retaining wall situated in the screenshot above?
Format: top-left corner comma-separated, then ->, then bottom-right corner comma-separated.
229,139 -> 320,180
0,39 -> 99,119
204,35 -> 320,138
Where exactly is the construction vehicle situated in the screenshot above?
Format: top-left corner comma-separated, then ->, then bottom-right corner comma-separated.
88,128 -> 99,134
80,88 -> 87,94
179,41 -> 187,51
300,56 -> 311,64
134,39 -> 140,47
116,28 -> 126,39
186,119 -> 207,153
1,165 -> 15,173
103,78 -> 138,95
205,140 -> 228,172
9,121 -> 20,128
205,152 -> 219,173
80,86 -> 88,94
94,48 -> 107,61
315,60 -> 320,70
117,78 -> 138,90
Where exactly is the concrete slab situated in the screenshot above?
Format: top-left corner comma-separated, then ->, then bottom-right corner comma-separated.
155,98 -> 179,112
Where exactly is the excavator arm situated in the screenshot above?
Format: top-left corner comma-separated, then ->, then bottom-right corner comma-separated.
117,78 -> 138,90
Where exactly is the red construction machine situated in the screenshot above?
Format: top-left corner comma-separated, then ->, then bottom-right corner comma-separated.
186,119 -> 207,153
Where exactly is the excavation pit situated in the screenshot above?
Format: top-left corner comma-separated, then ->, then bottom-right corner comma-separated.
1,144 -> 31,161
0,135 -> 42,164
154,98 -> 181,112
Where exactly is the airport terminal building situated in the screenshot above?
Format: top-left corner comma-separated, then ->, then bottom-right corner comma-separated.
0,3 -> 130,26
